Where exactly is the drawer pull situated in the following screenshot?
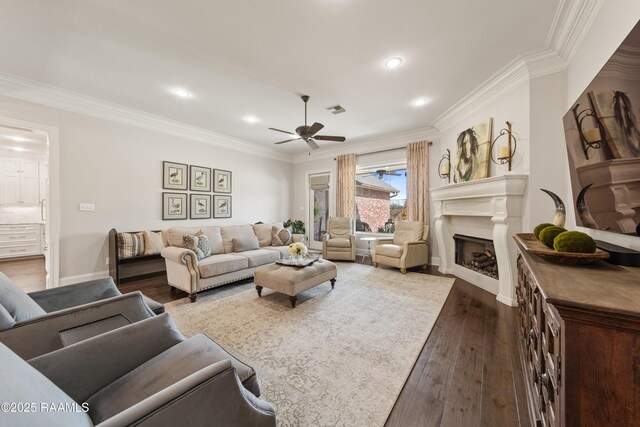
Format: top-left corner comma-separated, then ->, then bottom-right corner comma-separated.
9,236 -> 27,239
9,249 -> 26,253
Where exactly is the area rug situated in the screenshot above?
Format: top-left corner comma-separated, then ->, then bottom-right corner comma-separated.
166,263 -> 454,427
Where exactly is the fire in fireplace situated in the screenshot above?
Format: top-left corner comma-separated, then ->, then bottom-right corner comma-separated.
453,234 -> 499,280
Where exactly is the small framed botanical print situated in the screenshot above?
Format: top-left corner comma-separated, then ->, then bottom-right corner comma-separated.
213,169 -> 232,193
163,192 -> 188,220
213,195 -> 232,218
190,165 -> 212,192
163,161 -> 188,190
190,194 -> 211,219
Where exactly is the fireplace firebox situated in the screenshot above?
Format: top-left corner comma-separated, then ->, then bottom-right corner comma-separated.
453,234 -> 499,280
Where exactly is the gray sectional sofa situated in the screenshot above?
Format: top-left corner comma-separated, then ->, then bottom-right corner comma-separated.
161,223 -> 303,301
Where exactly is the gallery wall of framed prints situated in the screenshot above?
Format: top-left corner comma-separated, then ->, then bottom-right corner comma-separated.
162,161 -> 232,220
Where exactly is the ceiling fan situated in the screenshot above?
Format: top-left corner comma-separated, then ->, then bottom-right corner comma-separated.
269,95 -> 346,150
371,169 -> 402,179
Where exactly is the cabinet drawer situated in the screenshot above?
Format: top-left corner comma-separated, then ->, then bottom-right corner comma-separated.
0,231 -> 39,244
0,244 -> 40,257
0,224 -> 40,233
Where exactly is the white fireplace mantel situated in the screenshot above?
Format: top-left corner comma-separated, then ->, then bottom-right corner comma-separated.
431,175 -> 528,306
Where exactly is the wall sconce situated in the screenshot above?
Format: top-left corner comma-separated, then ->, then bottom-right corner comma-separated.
438,149 -> 451,183
490,121 -> 517,171
571,103 -> 605,160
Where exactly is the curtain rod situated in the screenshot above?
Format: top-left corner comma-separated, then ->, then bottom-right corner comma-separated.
333,142 -> 432,161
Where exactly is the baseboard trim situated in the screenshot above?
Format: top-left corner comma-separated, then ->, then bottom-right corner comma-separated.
59,270 -> 110,286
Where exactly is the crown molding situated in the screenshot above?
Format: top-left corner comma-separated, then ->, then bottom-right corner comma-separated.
432,0 -> 603,132
546,0 -> 605,62
292,126 -> 439,164
0,71 -> 293,163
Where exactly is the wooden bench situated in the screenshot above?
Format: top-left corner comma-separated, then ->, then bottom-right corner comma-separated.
108,228 -> 166,285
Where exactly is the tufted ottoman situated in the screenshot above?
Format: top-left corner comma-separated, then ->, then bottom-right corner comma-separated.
253,260 -> 337,308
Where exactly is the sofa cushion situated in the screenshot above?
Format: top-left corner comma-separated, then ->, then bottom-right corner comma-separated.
263,246 -> 288,258
393,221 -> 423,244
0,272 -> 46,322
143,231 -> 165,256
375,244 -> 404,258
117,232 -> 144,258
233,235 -> 260,252
326,237 -> 351,248
221,225 -> 256,254
183,231 -> 212,260
329,217 -> 353,239
272,225 -> 292,246
86,334 -> 260,425
167,227 -> 223,254
197,254 -> 249,278
253,223 -> 282,247
235,249 -> 280,268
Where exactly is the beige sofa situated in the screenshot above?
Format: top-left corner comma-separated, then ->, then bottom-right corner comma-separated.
161,223 -> 303,302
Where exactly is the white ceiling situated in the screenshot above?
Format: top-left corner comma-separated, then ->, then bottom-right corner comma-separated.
0,0 -> 559,154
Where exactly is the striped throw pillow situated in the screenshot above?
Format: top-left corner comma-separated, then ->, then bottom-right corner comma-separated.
117,232 -> 145,259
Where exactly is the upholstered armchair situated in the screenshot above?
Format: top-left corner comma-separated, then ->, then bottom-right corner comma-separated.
373,221 -> 429,274
322,217 -> 356,261
0,273 -> 163,359
0,314 -> 276,427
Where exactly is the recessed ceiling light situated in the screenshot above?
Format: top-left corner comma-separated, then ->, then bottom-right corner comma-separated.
412,97 -> 429,107
173,88 -> 192,98
385,57 -> 403,69
243,115 -> 260,124
10,147 -> 26,152
9,136 -> 28,142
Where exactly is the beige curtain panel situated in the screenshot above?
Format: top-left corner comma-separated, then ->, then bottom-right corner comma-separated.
335,153 -> 356,218
406,140 -> 430,234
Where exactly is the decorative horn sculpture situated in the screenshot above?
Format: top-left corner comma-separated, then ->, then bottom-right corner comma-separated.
540,189 -> 566,227
576,183 -> 599,229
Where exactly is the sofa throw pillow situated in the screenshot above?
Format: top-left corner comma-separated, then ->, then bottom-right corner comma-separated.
272,225 -> 293,246
117,232 -> 145,259
233,236 -> 260,252
143,231 -> 165,256
183,231 -> 212,260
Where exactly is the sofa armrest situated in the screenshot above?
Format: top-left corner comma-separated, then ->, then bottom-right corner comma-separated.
29,313 -> 184,404
28,277 -> 121,313
98,360 -> 276,427
161,246 -> 197,265
401,240 -> 429,268
0,292 -> 155,360
376,238 -> 394,245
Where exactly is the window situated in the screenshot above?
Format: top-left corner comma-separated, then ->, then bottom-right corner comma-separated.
355,163 -> 407,234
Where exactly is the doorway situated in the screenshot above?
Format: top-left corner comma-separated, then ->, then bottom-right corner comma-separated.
0,117 -> 58,290
308,172 -> 330,251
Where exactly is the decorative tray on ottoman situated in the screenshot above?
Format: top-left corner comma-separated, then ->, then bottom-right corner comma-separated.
275,257 -> 321,267
515,233 -> 609,265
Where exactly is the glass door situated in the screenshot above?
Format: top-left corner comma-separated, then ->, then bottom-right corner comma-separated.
308,173 -> 330,251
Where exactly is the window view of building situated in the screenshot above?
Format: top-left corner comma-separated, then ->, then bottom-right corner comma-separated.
355,165 -> 407,233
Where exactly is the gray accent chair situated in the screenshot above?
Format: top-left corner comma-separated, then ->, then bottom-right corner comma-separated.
0,314 -> 276,426
0,273 -> 163,359
322,217 -> 356,261
373,222 -> 429,274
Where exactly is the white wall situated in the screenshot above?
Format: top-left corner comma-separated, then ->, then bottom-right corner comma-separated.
0,95 -> 293,281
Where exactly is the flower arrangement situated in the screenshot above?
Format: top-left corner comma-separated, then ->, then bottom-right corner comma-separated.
288,242 -> 308,258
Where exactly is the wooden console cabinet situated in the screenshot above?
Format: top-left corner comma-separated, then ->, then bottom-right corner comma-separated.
514,234 -> 640,427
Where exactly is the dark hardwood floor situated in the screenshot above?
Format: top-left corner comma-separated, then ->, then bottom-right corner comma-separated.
119,262 -> 530,427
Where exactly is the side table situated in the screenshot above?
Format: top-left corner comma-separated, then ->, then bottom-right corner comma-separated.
359,237 -> 380,263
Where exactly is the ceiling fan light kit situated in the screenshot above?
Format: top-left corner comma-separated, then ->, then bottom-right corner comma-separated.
269,95 -> 346,150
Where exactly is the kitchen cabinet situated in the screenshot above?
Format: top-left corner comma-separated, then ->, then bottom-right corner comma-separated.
0,224 -> 43,258
0,158 -> 41,205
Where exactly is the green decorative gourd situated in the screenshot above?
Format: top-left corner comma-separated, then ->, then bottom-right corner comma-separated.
539,226 -> 567,248
553,231 -> 597,253
533,223 -> 555,240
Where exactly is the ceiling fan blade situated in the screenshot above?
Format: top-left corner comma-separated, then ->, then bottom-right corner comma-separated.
274,139 -> 298,145
307,122 -> 324,136
269,127 -> 296,135
306,139 -> 319,150
314,135 -> 346,142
